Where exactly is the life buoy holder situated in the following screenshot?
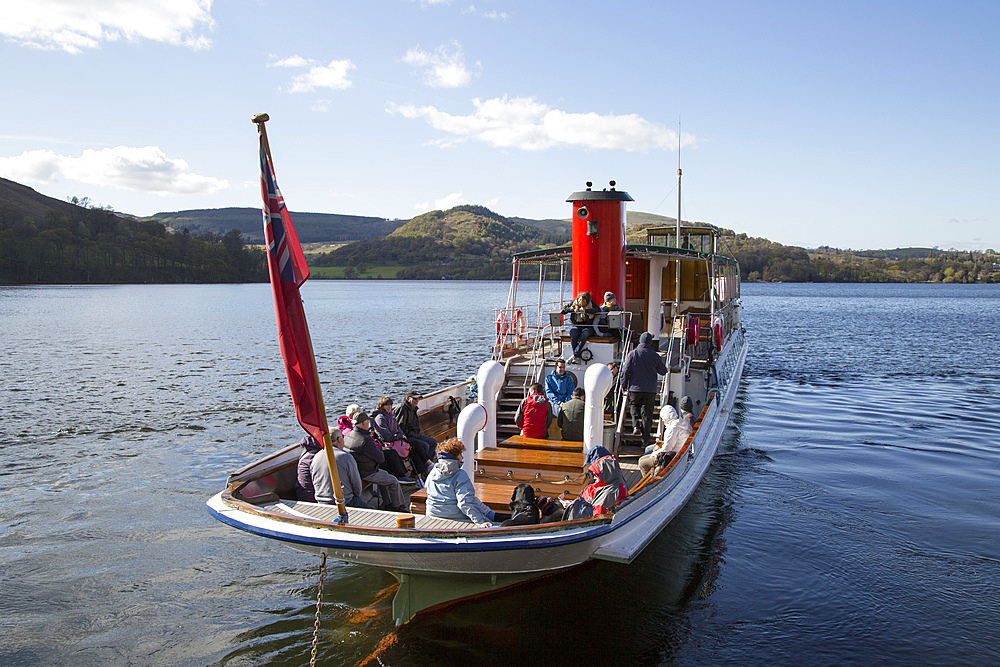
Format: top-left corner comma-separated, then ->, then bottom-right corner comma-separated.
686,316 -> 700,346
495,311 -> 509,348
514,309 -> 526,345
713,315 -> 725,350
495,310 -> 525,349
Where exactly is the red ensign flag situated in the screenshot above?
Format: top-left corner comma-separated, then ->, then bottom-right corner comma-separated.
259,135 -> 328,444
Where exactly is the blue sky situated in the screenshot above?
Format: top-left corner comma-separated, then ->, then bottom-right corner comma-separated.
1,0 -> 997,251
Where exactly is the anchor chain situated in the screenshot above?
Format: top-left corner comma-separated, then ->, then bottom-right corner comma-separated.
309,552 -> 327,667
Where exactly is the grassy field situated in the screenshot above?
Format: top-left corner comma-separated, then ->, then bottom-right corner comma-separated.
303,242 -> 349,256
309,264 -> 404,279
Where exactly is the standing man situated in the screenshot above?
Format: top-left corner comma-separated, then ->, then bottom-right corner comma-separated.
620,332 -> 668,448
544,359 -> 576,416
394,390 -> 438,465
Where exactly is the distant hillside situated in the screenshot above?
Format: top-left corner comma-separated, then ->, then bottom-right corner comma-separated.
512,216 -> 572,236
0,178 -> 265,285
147,207 -> 403,244
311,205 -> 569,279
3,177 -> 996,284
0,177 -> 91,220
512,211 -> 679,240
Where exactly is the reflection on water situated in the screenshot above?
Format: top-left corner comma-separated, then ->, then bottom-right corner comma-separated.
2,282 -> 999,665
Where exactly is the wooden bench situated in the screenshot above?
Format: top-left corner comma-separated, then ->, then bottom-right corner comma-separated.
475,446 -> 585,473
498,434 -> 584,453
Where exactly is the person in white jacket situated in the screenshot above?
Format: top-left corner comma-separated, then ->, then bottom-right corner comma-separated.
424,438 -> 510,527
637,403 -> 693,475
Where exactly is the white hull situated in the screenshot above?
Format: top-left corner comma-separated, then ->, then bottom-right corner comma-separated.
206,331 -> 747,579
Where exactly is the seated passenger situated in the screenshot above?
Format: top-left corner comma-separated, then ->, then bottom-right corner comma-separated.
373,396 -> 432,479
544,359 -> 576,416
294,434 -> 322,502
337,403 -> 362,437
425,438 -> 509,527
638,405 -> 691,475
393,390 -> 439,467
343,411 -> 407,512
311,429 -> 374,509
557,387 -> 586,441
561,291 -> 599,364
678,395 -> 695,427
595,291 -> 624,339
579,446 -> 627,515
515,382 -> 552,439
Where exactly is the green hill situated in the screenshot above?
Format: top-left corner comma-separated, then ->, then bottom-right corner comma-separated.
3,177 -> 997,284
146,207 -> 402,244
310,205 -> 570,279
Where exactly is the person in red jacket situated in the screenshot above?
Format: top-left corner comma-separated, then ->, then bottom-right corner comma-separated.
579,447 -> 627,515
515,382 -> 552,439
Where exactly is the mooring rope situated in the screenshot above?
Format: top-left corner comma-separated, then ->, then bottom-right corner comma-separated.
309,552 -> 327,667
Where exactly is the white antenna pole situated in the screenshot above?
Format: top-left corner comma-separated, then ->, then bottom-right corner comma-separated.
675,119 -> 682,313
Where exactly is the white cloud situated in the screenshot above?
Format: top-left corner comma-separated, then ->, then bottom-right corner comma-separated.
0,146 -> 229,195
269,55 -> 355,93
0,0 -> 214,54
414,192 -> 467,212
402,42 -> 477,88
413,193 -> 501,212
462,5 -> 508,20
269,55 -> 313,68
388,96 -> 695,152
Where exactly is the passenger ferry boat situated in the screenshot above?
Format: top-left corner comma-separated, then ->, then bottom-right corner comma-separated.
207,119 -> 747,626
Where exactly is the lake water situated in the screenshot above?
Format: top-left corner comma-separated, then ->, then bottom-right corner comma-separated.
1,282 -> 998,665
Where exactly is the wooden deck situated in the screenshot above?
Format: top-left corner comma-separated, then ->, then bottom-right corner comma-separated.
407,434 -> 643,516
271,499 -> 475,530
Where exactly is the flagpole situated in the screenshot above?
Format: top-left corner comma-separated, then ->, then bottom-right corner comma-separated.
253,113 -> 348,521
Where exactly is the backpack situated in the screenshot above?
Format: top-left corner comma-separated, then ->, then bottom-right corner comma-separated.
561,496 -> 594,521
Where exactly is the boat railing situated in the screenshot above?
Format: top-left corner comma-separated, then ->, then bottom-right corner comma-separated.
492,301 -> 564,360
713,299 -> 740,338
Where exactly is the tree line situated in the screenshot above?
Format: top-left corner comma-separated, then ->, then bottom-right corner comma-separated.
719,231 -> 1000,283
0,203 -> 267,285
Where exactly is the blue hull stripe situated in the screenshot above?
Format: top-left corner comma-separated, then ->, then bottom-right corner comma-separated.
207,503 -> 612,553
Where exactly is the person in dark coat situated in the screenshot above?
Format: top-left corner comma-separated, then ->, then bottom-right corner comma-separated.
393,390 -> 438,466
620,332 -> 668,447
557,387 -> 586,441
343,412 -> 406,511
294,434 -> 322,502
